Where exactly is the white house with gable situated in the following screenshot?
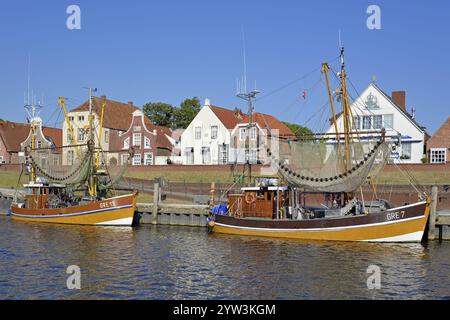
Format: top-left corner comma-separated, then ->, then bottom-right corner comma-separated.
326,83 -> 428,163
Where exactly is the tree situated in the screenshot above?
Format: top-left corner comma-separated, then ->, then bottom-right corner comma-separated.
143,102 -> 174,127
173,97 -> 201,128
282,121 -> 313,139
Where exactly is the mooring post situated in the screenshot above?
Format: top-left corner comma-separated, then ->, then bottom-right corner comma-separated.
210,182 -> 216,206
152,182 -> 159,225
428,185 -> 438,240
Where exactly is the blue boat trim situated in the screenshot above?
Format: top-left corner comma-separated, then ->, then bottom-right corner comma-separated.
11,205 -> 133,219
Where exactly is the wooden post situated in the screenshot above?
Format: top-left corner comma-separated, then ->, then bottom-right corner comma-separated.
428,185 -> 438,240
210,182 -> 216,206
152,182 -> 159,225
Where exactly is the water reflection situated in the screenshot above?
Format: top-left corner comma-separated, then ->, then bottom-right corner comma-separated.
0,217 -> 449,299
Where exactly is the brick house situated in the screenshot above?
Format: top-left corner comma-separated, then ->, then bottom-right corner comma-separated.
119,110 -> 175,166
63,96 -> 142,166
0,119 -> 62,165
427,116 -> 450,163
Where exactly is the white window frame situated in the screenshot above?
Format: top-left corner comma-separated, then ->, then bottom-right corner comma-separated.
384,114 -> 394,130
430,148 -> 446,164
185,147 -> 194,164
144,152 -> 153,165
211,126 -> 218,139
133,125 -> 141,132
239,128 -> 246,141
144,136 -> 151,149
401,142 -> 412,160
195,127 -> 202,140
123,137 -> 130,149
121,153 -> 129,165
373,115 -> 383,130
78,115 -> 85,122
0,156 -> 4,163
362,116 -> 372,130
132,154 -> 141,166
104,129 -> 109,144
250,127 -> 257,140
133,133 -> 141,147
202,147 -> 211,164
67,150 -> 74,166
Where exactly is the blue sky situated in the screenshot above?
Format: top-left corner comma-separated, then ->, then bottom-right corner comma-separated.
0,0 -> 449,134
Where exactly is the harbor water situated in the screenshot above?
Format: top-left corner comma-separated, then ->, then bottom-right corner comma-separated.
0,216 -> 449,299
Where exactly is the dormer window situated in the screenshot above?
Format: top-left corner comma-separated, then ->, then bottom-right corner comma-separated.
134,125 -> 141,132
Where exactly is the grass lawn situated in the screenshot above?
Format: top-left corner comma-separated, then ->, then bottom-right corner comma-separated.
0,170 -> 27,189
374,171 -> 450,186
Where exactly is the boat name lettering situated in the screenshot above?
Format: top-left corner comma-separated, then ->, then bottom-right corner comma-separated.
386,211 -> 405,221
100,200 -> 118,209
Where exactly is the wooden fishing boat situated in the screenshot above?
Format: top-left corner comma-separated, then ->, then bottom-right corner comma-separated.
10,90 -> 138,226
210,186 -> 430,242
10,186 -> 136,226
209,47 -> 431,242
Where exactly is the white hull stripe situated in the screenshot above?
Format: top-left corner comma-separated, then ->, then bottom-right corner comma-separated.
361,231 -> 424,242
215,215 -> 425,232
385,201 -> 427,212
95,217 -> 133,226
11,205 -> 133,219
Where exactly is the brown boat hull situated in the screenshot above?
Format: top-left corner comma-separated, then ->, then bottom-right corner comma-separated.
212,201 -> 430,242
10,193 -> 137,226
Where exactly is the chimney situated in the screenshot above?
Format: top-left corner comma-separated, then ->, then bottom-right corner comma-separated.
391,91 -> 406,111
128,101 -> 133,106
204,98 -> 211,107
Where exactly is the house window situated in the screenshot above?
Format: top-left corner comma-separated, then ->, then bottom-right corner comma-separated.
195,127 -> 202,140
373,115 -> 383,129
104,129 -> 109,144
384,114 -> 394,129
121,153 -> 129,165
430,148 -> 446,164
134,126 -> 141,132
36,140 -> 42,149
353,116 -> 360,130
250,127 -> 257,140
202,147 -> 211,164
123,137 -> 130,149
144,136 -> 151,149
401,143 -> 412,160
0,156 -> 4,163
185,147 -> 194,164
133,133 -> 141,147
67,129 -> 73,144
362,116 -> 372,130
53,157 -> 59,166
69,116 -> 74,122
144,153 -> 153,165
78,115 -> 85,122
239,128 -> 246,141
219,144 -> 228,164
132,154 -> 141,166
78,128 -> 87,141
249,149 -> 257,163
67,150 -> 74,166
211,126 -> 218,139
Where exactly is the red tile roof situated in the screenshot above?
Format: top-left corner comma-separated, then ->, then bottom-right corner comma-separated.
209,105 -> 295,137
0,121 -> 62,152
71,97 -> 139,131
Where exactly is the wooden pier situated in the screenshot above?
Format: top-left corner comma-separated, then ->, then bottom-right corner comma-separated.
135,182 -> 209,227
428,186 -> 450,241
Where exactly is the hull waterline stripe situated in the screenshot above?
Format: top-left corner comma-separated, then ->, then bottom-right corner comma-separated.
214,215 -> 425,232
11,205 -> 133,219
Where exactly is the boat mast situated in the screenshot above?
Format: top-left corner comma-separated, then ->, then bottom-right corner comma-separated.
339,47 -> 353,172
24,95 -> 42,183
86,87 -> 97,198
237,88 -> 259,184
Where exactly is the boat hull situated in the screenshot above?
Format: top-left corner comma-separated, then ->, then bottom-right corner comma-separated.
212,201 -> 430,242
10,193 -> 137,226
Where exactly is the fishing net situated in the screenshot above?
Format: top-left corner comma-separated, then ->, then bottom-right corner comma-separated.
266,137 -> 391,193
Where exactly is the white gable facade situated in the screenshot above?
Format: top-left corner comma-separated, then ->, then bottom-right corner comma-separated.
180,101 -> 231,165
326,83 -> 426,163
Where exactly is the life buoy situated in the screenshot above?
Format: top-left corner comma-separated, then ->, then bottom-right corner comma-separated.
245,192 -> 256,204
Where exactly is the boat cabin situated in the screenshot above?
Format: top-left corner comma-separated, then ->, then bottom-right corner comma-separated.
23,182 -> 67,209
228,186 -> 291,219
